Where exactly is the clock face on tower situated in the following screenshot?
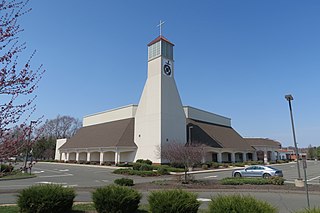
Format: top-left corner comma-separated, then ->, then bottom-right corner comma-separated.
163,60 -> 172,76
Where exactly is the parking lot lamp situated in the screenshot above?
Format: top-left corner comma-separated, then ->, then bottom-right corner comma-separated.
285,94 -> 301,179
23,121 -> 36,173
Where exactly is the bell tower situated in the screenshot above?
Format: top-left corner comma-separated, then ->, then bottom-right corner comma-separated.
134,23 -> 186,163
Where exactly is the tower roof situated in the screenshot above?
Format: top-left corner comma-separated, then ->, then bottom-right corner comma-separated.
147,35 -> 174,46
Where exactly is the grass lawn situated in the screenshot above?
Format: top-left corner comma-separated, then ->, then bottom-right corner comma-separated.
0,203 -> 150,213
0,172 -> 36,181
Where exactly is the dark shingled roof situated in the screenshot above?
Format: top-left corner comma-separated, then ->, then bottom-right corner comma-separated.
60,118 -> 136,149
245,138 -> 281,148
187,119 -> 254,151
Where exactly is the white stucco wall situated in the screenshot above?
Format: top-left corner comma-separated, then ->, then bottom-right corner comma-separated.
134,45 -> 186,163
83,105 -> 137,127
55,139 -> 67,160
184,106 -> 231,127
134,57 -> 162,163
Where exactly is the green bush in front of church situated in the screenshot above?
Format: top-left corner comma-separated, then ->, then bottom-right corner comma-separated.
17,184 -> 75,213
114,177 -> 134,186
148,189 -> 200,213
136,159 -> 152,165
208,194 -> 277,213
92,184 -> 141,213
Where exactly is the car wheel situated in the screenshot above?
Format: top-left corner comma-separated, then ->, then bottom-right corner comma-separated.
234,172 -> 242,178
263,173 -> 271,178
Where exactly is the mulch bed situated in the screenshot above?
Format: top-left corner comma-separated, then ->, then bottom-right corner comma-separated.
133,179 -> 320,193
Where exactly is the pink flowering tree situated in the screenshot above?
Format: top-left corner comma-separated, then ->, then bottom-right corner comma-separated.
0,0 -> 44,161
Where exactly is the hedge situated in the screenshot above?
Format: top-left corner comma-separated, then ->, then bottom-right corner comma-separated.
92,184 -> 141,213
148,189 -> 200,213
17,184 -> 75,213
220,177 -> 284,185
208,194 -> 277,213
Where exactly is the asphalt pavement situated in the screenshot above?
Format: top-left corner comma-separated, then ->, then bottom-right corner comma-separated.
0,161 -> 320,213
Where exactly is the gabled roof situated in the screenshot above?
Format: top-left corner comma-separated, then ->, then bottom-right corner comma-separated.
187,119 -> 254,151
245,138 -> 281,149
60,118 -> 136,149
147,35 -> 174,46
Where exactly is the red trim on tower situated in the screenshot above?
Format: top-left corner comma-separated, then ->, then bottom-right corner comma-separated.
147,36 -> 175,46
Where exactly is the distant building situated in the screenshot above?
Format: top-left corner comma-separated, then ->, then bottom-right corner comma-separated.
55,34 -> 281,164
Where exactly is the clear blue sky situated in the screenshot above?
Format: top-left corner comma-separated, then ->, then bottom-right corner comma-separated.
20,0 -> 320,148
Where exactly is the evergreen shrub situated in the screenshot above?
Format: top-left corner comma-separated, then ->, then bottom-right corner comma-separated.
17,184 -> 75,213
208,194 -> 277,213
0,164 -> 14,173
295,208 -> 320,213
157,166 -> 169,175
92,184 -> 141,213
136,159 -> 152,165
148,189 -> 200,213
114,178 -> 134,186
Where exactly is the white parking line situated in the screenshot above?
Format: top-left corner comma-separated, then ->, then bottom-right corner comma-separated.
203,175 -> 218,179
308,176 -> 320,182
59,169 -> 69,172
36,181 -> 67,185
33,171 -> 44,174
38,174 -> 73,178
63,184 -> 78,188
197,198 -> 211,202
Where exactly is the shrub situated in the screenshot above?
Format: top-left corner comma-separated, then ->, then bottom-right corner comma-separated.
208,194 -> 277,213
170,162 -> 185,168
92,185 -> 141,213
268,176 -> 285,185
295,208 -> 320,213
117,162 -> 133,167
233,162 -> 245,167
202,164 -> 209,170
221,177 -> 284,185
132,163 -> 143,170
114,178 -> 134,186
100,161 -> 112,166
136,159 -> 152,165
133,163 -> 153,171
211,162 -> 220,168
17,184 -> 75,213
113,168 -> 160,177
244,161 -> 264,165
140,163 -> 154,171
157,166 -> 169,175
148,189 -> 200,213
0,164 -> 14,173
220,177 -> 269,185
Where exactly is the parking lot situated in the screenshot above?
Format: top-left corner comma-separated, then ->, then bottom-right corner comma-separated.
1,161 -> 320,212
193,160 -> 320,185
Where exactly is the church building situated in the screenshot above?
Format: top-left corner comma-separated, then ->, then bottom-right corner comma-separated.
55,32 -> 280,164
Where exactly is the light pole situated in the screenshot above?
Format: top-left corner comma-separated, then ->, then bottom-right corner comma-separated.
23,120 -> 36,173
188,126 -> 193,146
285,94 -> 301,179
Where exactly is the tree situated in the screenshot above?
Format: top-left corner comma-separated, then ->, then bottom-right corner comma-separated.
0,0 -> 45,159
307,145 -> 316,160
31,115 -> 81,160
38,115 -> 82,139
32,137 -> 55,160
159,141 -> 205,183
316,146 -> 320,160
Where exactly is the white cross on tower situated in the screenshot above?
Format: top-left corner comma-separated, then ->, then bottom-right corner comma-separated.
157,20 -> 165,36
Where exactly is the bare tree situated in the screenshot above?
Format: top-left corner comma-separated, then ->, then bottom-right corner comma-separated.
38,115 -> 82,139
159,141 -> 206,183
